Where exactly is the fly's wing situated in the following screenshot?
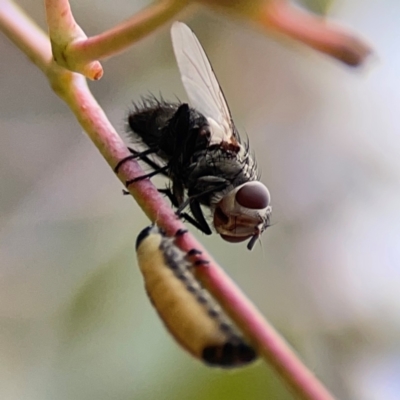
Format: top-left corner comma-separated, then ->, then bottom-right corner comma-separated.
171,22 -> 237,145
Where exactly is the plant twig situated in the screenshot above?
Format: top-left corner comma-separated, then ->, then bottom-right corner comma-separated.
41,0 -> 372,80
43,0 -> 187,79
0,0 -> 51,73
255,0 -> 371,66
197,0 -> 372,66
45,0 -> 103,79
67,0 -> 188,66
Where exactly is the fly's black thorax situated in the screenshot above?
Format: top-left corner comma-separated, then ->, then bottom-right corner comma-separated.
185,143 -> 258,208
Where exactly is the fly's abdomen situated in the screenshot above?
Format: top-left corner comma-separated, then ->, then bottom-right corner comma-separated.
128,98 -> 210,162
128,99 -> 179,152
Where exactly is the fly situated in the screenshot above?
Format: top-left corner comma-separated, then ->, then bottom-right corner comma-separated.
115,22 -> 272,250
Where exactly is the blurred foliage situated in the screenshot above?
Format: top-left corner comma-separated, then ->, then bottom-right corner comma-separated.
182,364 -> 293,400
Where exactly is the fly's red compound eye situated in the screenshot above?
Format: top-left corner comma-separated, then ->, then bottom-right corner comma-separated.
236,182 -> 270,210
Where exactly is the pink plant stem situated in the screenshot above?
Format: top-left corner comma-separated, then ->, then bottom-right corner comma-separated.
0,2 -> 337,399
198,263 -> 336,400
45,0 -> 78,41
0,0 -> 51,73
67,0 -> 188,63
256,0 -> 371,66
45,0 -> 103,79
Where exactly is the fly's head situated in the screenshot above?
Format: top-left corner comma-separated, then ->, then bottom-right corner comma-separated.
213,182 -> 271,250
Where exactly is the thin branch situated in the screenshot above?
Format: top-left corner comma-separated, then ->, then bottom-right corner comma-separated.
254,0 -> 372,66
43,0 -> 187,79
42,0 -> 372,82
197,0 -> 372,66
67,0 -> 188,64
0,2 -> 338,400
197,263 -> 336,400
45,0 -> 103,80
0,0 -> 52,73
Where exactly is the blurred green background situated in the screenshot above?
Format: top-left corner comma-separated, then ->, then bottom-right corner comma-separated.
1,0 -> 399,399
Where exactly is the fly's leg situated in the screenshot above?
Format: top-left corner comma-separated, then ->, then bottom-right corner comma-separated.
158,188 -> 180,207
176,182 -> 228,214
159,188 -> 211,234
174,182 -> 229,235
180,211 -> 211,234
189,200 -> 212,235
126,165 -> 169,187
114,147 -> 156,173
115,147 -> 170,187
130,148 -> 170,178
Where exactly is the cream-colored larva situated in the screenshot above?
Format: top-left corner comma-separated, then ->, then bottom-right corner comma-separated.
135,225 -> 257,367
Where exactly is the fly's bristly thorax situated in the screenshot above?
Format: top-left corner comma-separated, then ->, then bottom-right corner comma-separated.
213,182 -> 272,248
